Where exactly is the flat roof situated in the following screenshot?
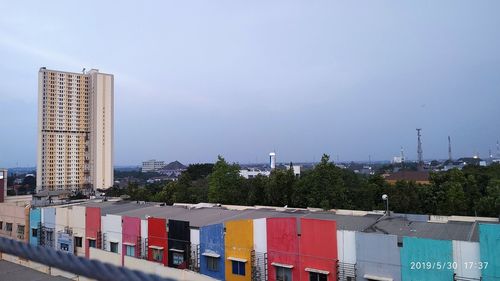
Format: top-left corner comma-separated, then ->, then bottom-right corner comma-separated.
0,260 -> 71,281
83,201 -> 495,242
78,200 -> 156,215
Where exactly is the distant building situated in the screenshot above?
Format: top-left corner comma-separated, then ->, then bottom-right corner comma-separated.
355,166 -> 375,175
393,156 -> 404,164
384,171 -> 430,185
142,159 -> 165,173
37,68 -> 114,193
239,168 -> 271,179
285,165 -> 301,177
158,161 -> 187,179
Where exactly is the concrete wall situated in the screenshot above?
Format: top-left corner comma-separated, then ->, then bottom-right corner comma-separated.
253,218 -> 267,253
479,223 -> 500,281
102,214 -> 122,254
337,230 -> 356,264
453,240 -> 481,280
90,71 -> 114,190
89,247 -> 122,267
41,208 -> 56,229
200,223 -> 225,280
41,207 -> 56,247
69,206 -> 86,256
253,218 -> 267,281
400,237 -> 453,281
55,207 -> 68,235
191,228 -> 200,245
356,232 -> 401,281
0,202 -> 28,241
124,255 -> 218,281
141,219 -> 148,257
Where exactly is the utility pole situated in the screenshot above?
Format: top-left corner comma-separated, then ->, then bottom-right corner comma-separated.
448,136 -> 452,161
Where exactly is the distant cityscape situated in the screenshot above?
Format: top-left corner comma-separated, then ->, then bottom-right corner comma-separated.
0,39 -> 498,281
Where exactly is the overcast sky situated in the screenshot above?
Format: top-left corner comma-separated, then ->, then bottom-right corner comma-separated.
1,1 -> 500,167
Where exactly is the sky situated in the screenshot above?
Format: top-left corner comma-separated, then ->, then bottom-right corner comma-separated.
1,1 -> 500,167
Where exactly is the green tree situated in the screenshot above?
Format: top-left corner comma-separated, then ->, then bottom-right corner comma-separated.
267,168 -> 296,206
208,156 -> 244,204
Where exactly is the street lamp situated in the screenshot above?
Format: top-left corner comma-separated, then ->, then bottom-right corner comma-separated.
382,194 -> 389,216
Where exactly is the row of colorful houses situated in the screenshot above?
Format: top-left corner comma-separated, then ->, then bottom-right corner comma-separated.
1,199 -> 499,281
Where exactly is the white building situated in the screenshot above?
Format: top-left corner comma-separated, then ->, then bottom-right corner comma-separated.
142,160 -> 165,173
239,169 -> 271,179
37,68 -> 114,193
285,165 -> 301,177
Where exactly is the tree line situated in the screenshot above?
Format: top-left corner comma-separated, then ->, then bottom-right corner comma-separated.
106,154 -> 500,217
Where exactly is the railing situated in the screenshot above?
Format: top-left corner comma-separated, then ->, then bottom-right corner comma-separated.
337,261 -> 356,281
251,250 -> 268,281
0,236 -> 174,281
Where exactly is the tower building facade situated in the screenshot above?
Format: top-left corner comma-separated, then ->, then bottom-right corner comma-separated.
37,68 -> 113,193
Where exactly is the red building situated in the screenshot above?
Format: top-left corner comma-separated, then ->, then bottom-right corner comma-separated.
85,207 -> 101,258
122,216 -> 141,263
267,218 -> 338,281
147,217 -> 168,266
267,217 -> 300,281
299,218 -> 337,281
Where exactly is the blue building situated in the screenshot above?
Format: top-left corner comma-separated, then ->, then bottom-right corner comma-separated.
200,223 -> 225,280
401,237 -> 453,281
480,224 -> 500,281
29,208 -> 41,246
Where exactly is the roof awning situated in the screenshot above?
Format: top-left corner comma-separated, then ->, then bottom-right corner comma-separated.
108,239 -> 119,243
123,242 -> 136,246
363,274 -> 394,281
202,252 -> 221,258
271,262 -> 294,269
169,248 -> 184,253
227,257 -> 247,263
86,237 -> 96,240
305,268 -> 330,275
148,245 -> 164,250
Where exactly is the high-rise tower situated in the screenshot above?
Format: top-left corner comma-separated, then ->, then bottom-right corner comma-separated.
416,128 -> 423,170
37,68 -> 114,193
269,152 -> 276,170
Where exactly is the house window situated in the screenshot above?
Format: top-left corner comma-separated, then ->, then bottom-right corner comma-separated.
0,221 -> 3,230
309,272 -> 327,281
88,239 -> 96,248
74,236 -> 82,248
232,261 -> 246,276
207,257 -> 218,271
125,245 -> 135,256
172,252 -> 184,265
60,243 -> 69,251
276,266 -> 292,281
6,223 -> 12,232
32,228 -> 38,238
17,225 -> 25,239
110,242 -> 118,253
152,248 -> 163,262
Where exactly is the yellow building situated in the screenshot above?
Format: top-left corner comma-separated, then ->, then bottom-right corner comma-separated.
224,220 -> 253,281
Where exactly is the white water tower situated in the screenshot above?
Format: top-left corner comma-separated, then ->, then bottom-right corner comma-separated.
269,152 -> 276,170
